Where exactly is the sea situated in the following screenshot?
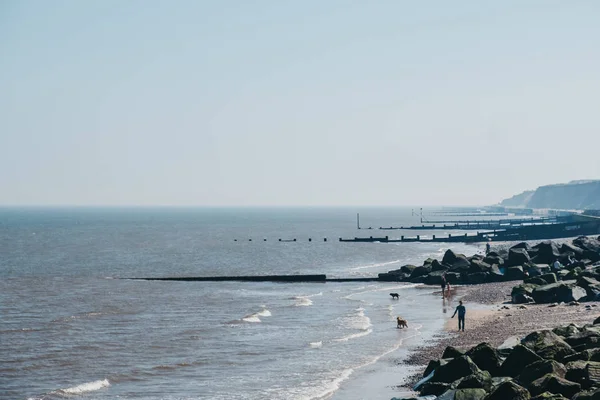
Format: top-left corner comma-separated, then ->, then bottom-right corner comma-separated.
0,207 -> 483,400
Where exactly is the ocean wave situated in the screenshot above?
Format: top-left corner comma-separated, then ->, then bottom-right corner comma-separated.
242,306 -> 272,322
294,297 -> 313,307
309,341 -> 323,348
54,379 -> 110,396
349,259 -> 401,271
333,328 -> 373,342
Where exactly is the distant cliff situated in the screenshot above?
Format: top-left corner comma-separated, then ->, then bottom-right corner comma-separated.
499,180 -> 600,210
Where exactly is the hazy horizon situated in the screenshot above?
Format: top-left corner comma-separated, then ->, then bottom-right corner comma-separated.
2,1 -> 599,206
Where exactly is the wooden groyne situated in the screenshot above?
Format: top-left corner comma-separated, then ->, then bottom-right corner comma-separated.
126,275 -> 381,283
379,217 -> 556,231
130,275 -> 327,282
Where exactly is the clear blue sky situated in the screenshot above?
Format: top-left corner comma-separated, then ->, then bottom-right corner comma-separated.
1,0 -> 599,206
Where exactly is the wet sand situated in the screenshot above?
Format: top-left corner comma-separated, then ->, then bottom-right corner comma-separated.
399,281 -> 600,391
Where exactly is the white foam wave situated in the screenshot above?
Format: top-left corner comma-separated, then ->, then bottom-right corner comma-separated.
333,328 -> 373,342
257,309 -> 271,317
56,379 -> 110,395
242,315 -> 261,323
309,341 -> 323,348
294,297 -> 313,307
349,259 -> 401,271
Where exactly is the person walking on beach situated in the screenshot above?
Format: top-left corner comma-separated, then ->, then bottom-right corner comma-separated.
485,242 -> 491,255
451,300 -> 466,332
440,273 -> 447,298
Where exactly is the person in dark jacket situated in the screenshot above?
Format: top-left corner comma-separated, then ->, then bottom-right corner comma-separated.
451,300 -> 466,331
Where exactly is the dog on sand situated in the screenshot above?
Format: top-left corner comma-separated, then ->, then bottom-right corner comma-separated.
396,317 -> 408,328
389,293 -> 399,299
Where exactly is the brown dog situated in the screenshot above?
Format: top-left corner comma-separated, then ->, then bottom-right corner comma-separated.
396,317 -> 408,328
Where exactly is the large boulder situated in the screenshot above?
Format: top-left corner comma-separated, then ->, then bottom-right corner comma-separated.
506,266 -> 526,281
470,260 -> 492,273
450,256 -> 472,272
561,243 -> 585,258
410,265 -> 432,279
532,241 -> 562,264
521,331 -> 575,362
423,358 -> 449,377
484,255 -> 504,266
531,282 -> 586,304
501,344 -> 544,377
488,265 -> 504,282
443,249 -> 462,265
553,324 -> 581,339
453,388 -> 488,400
512,283 -> 539,304
540,273 -> 558,284
530,393 -> 570,400
442,346 -> 465,359
517,359 -> 567,386
467,272 -> 489,284
573,236 -> 600,253
528,374 -> 581,398
424,270 -> 448,285
432,259 -> 448,271
431,355 -> 483,384
420,381 -> 451,396
465,342 -> 502,377
482,380 -> 530,400
509,248 -> 532,267
512,242 -> 532,251
400,264 -> 418,274
452,370 -> 493,392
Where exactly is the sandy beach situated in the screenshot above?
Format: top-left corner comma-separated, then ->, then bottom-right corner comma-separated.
399,281 -> 600,394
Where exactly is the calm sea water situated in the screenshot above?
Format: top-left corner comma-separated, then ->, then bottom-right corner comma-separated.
0,207 -> 480,400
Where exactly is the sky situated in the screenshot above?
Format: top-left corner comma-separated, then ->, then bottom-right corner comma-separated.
1,0 -> 599,206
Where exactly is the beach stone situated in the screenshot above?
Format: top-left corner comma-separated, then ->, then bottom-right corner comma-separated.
420,381 -> 451,396
531,282 -> 586,304
506,266 -> 526,281
431,355 -> 483,384
442,346 -> 465,359
501,344 -> 544,377
482,380 -> 531,400
579,276 -> 600,288
465,343 -> 502,377
518,359 -> 567,386
521,330 -> 575,361
528,374 -> 581,398
509,248 -> 531,267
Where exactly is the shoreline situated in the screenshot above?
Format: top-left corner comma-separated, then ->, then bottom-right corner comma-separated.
397,281 -> 600,395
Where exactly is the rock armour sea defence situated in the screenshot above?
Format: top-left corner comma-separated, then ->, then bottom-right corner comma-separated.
379,236 -> 600,306
393,318 -> 600,400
